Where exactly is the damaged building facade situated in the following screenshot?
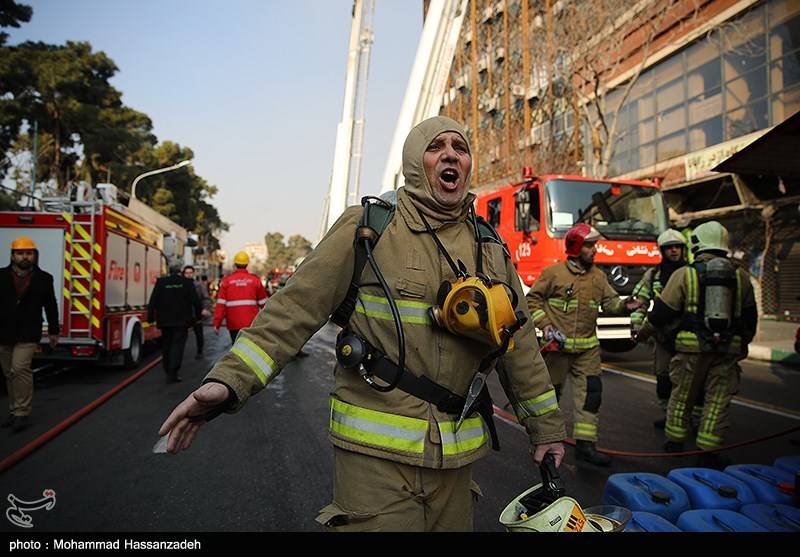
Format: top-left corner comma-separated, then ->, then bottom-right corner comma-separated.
434,0 -> 800,320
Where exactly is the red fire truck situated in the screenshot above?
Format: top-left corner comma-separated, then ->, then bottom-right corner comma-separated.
475,168 -> 670,351
0,183 -> 190,368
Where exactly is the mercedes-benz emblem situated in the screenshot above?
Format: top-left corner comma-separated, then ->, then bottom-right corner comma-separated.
609,265 -> 629,287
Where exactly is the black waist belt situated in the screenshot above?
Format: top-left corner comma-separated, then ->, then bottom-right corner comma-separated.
366,352 -> 500,451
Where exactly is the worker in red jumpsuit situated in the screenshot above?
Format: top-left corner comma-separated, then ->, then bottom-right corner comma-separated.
213,251 -> 269,344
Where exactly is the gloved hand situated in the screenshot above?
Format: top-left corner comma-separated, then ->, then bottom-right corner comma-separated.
624,295 -> 645,312
633,328 -> 651,344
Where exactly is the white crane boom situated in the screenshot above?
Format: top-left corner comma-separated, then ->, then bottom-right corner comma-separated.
320,0 -> 375,243
380,0 -> 466,193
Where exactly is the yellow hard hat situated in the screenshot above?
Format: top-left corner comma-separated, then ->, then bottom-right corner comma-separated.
11,236 -> 37,251
234,251 -> 250,266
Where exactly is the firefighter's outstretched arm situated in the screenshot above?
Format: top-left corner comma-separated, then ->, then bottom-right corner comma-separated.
530,442 -> 565,468
158,382 -> 231,454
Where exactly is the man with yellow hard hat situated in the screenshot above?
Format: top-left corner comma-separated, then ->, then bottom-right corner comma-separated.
212,250 -> 269,344
0,236 -> 60,432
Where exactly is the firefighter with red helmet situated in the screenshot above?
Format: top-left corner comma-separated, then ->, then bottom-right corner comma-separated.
213,251 -> 269,344
526,223 -> 643,466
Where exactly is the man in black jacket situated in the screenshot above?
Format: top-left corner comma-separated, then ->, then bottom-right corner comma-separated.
0,236 -> 60,433
147,262 -> 202,384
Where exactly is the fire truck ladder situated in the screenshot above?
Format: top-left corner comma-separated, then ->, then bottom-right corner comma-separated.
65,200 -> 100,338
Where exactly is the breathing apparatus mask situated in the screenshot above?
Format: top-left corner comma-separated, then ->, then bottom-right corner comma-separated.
429,273 -> 524,351
421,207 -> 527,353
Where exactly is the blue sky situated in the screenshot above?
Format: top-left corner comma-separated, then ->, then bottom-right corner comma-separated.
6,0 -> 422,257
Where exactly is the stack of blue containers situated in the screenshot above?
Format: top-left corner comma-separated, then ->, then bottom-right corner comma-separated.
603,456 -> 800,532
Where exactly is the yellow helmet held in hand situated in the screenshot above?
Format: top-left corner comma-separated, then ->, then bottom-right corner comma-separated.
11,236 -> 37,251
234,251 -> 250,266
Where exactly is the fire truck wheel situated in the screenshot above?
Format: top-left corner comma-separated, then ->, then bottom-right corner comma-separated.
123,324 -> 143,369
600,339 -> 636,353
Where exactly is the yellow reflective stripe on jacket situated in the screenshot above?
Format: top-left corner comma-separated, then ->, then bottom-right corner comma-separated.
515,389 -> 559,420
564,336 -> 599,351
547,298 -> 577,312
531,308 -> 547,322
686,267 -> 699,314
329,397 -> 427,453
355,293 -> 431,324
439,417 -> 489,455
231,336 -> 278,387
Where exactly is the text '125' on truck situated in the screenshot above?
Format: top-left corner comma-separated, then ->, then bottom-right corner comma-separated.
0,183 -> 191,368
474,167 -> 670,352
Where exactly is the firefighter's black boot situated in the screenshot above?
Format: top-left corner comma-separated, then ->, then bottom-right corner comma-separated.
575,440 -> 612,467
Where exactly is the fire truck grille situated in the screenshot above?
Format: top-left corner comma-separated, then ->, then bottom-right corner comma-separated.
596,264 -> 652,296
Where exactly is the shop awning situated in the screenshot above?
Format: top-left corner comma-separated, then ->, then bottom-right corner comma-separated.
712,110 -> 800,179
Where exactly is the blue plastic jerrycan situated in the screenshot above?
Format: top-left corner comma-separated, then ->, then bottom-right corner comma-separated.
724,464 -> 795,506
667,467 -> 758,511
740,503 -> 800,532
676,509 -> 769,532
625,511 -> 682,532
602,472 -> 690,524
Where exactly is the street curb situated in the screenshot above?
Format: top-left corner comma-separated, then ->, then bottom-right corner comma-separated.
748,344 -> 800,367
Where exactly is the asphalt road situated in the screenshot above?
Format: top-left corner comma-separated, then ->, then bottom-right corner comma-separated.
0,322 -> 798,539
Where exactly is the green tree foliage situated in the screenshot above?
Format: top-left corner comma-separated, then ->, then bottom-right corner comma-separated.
264,232 -> 312,272
0,4 -> 228,254
1,40 -> 157,190
0,0 -> 31,46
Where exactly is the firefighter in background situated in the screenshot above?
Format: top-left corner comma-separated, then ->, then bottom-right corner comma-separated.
630,229 -> 689,429
634,221 -> 757,470
213,251 -> 269,344
0,237 -> 60,432
526,223 -> 643,466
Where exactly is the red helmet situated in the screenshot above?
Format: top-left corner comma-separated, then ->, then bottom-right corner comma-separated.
564,223 -> 601,257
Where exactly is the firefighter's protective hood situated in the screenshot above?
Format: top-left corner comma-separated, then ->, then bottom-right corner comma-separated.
400,116 -> 475,226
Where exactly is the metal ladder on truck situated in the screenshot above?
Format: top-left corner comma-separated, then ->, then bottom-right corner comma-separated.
64,198 -> 99,340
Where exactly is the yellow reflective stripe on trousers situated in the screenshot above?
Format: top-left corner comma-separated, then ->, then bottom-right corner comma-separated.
231,336 -> 278,387
515,389 -> 559,420
329,397 -> 427,453
355,293 -> 431,324
439,417 -> 489,455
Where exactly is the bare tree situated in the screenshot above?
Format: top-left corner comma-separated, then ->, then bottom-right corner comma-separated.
532,0 -> 703,177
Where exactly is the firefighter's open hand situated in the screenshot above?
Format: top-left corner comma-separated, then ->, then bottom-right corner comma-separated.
530,442 -> 565,468
213,327 -> 220,336
157,382 -> 229,454
48,335 -> 59,350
